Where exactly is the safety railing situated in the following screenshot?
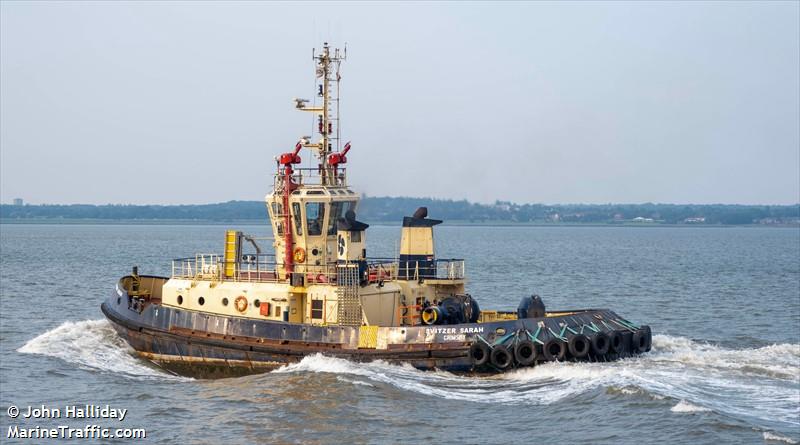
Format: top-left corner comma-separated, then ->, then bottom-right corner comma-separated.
396,304 -> 422,326
171,255 -> 465,284
273,167 -> 348,189
397,259 -> 465,281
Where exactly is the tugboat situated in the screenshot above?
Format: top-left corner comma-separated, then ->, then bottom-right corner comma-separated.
101,43 -> 652,378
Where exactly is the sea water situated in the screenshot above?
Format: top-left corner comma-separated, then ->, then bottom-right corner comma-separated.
1,224 -> 798,444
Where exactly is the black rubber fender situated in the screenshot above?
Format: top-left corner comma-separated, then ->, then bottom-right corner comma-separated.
609,331 -> 624,354
514,339 -> 537,366
542,339 -> 566,361
642,325 -> 652,352
469,341 -> 491,367
590,332 -> 610,356
632,329 -> 648,353
490,345 -> 513,369
568,334 -> 590,359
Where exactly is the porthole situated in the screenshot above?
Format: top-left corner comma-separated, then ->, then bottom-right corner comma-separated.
222,297 -> 229,306
117,297 -> 121,305
496,327 -> 506,335
254,299 -> 261,308
198,297 -> 205,306
177,295 -> 183,305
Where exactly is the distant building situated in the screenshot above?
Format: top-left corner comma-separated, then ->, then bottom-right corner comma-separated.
12,198 -> 23,206
684,217 -> 706,224
632,216 -> 654,223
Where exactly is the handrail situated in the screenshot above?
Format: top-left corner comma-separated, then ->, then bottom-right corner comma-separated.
170,255 -> 465,284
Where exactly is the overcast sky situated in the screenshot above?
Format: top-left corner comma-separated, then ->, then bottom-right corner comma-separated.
1,1 -> 798,205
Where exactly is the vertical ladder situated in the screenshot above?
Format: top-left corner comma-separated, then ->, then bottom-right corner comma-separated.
336,263 -> 362,326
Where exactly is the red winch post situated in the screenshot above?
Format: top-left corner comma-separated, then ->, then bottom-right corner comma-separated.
280,142 -> 302,278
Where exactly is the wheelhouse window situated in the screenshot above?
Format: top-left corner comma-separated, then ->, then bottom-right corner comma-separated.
327,201 -> 356,235
292,203 -> 303,235
271,202 -> 284,236
305,202 -> 325,236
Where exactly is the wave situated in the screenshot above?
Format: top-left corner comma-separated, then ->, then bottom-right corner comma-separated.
276,334 -> 800,431
17,319 -> 185,381
670,400 -> 711,413
764,432 -> 799,444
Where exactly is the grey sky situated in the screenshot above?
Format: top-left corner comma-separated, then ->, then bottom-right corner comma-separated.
1,1 -> 798,205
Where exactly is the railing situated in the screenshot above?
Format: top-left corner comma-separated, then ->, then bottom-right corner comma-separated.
171,255 -> 465,284
396,304 -> 422,326
273,167 -> 348,189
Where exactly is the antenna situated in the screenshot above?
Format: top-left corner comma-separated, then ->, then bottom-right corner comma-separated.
294,42 -> 347,186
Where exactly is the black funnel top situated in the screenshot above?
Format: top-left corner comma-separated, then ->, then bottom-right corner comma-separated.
402,207 -> 443,227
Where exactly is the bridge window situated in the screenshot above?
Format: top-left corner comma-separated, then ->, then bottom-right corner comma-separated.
306,202 -> 325,236
271,202 -> 284,236
292,203 -> 303,235
327,201 -> 356,235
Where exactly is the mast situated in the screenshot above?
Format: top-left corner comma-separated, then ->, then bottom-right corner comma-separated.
294,42 -> 346,186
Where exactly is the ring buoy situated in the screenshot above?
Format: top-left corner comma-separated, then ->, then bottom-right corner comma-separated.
293,247 -> 306,263
514,339 -> 537,366
469,342 -> 491,367
542,339 -> 566,361
234,295 -> 248,313
591,332 -> 610,356
490,345 -> 513,369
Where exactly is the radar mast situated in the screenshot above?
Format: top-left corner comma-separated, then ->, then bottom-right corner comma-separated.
293,42 -> 347,186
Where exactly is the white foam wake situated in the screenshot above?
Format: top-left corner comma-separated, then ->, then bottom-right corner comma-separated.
275,335 -> 800,431
18,319 -> 184,381
764,432 -> 799,444
670,400 -> 711,413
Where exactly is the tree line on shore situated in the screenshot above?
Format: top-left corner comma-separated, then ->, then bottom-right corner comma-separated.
1,197 -> 798,225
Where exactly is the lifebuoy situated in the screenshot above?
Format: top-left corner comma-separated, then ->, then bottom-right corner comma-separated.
542,339 -> 566,361
490,345 -> 513,369
234,295 -> 248,313
568,334 -> 590,359
293,247 -> 306,263
591,332 -> 610,356
514,339 -> 537,366
469,342 -> 491,367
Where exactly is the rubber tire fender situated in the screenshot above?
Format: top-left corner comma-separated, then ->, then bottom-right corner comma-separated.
632,329 -> 648,354
609,331 -> 624,354
514,339 -> 537,366
490,345 -> 513,370
542,339 -> 566,361
642,325 -> 652,352
590,332 -> 610,356
568,334 -> 590,359
469,341 -> 491,367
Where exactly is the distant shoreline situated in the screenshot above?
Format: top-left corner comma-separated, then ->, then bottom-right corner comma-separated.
2,198 -> 798,227
1,218 -> 797,228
